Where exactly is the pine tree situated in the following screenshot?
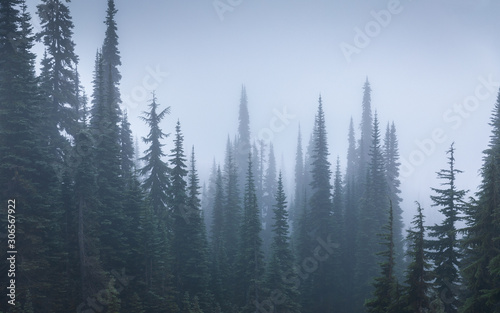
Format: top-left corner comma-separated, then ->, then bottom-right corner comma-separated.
306,95 -> 338,312
36,0 -> 79,138
236,155 -> 265,312
210,166 -> 229,309
0,1 -> 63,310
384,122 -> 405,280
404,202 -> 432,313
101,0 -> 121,104
235,85 -> 251,191
139,94 -> 171,219
343,117 -> 359,312
89,48 -> 128,271
265,173 -> 301,313
121,110 -> 135,185
365,201 -> 398,313
356,112 -> 390,311
358,78 -> 373,185
291,126 -> 304,237
262,143 -> 277,258
222,137 -> 242,288
461,89 -> 500,313
202,159 -> 217,239
426,143 -> 466,313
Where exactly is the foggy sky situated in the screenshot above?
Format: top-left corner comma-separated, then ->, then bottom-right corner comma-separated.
26,0 -> 500,228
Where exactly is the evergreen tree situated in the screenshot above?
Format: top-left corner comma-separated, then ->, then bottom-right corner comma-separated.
101,0 -> 121,104
358,77 -> 373,184
343,117 -> 359,312
265,173 -> 301,313
184,146 -> 211,309
291,126 -> 304,237
236,155 -> 265,312
222,136 -> 242,293
355,112 -> 390,311
36,0 -> 79,138
0,1 -> 63,310
262,142 -> 277,258
89,49 -> 128,271
210,166 -> 229,309
139,94 -> 171,219
426,143 -> 466,313
236,85 -> 251,189
202,159 -> 217,239
306,95 -> 338,311
461,89 -> 500,313
121,110 -> 135,185
365,201 -> 398,313
404,202 -> 432,313
384,122 -> 405,280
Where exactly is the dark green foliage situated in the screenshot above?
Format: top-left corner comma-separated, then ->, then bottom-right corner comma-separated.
121,111 -> 135,185
365,201 -> 398,313
384,122 -> 405,280
265,173 -> 301,313
89,49 -> 128,271
236,155 -> 265,312
404,202 -> 432,313
262,143 -> 277,258
0,1 -> 64,310
36,0 -> 79,138
427,143 -> 466,313
102,0 -> 121,104
139,94 -> 171,218
356,113 -> 390,311
461,89 -> 500,313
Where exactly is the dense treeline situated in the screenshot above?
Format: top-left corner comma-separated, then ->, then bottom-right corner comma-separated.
0,1 -> 499,312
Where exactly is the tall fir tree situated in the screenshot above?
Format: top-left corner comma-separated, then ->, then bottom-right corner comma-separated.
357,77 -> 373,186
0,1 -> 64,310
89,48 -> 128,271
265,173 -> 301,313
305,95 -> 338,312
365,201 -> 398,313
291,126 -> 304,238
343,117 -> 359,312
236,155 -> 265,312
355,112 -> 390,312
426,143 -> 466,313
262,142 -> 277,258
101,0 -> 121,105
236,85 -> 251,191
384,122 -> 405,280
139,94 -> 171,219
404,202 -> 432,313
210,166 -> 230,309
121,110 -> 135,185
36,0 -> 79,138
461,89 -> 500,313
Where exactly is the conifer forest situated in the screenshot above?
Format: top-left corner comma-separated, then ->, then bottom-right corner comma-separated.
1,1 -> 500,312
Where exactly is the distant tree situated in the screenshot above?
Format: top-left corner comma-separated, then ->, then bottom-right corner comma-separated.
235,85 -> 251,189
342,117 -> 359,312
365,201 -> 398,313
461,89 -> 500,313
236,155 -> 265,312
403,202 -> 432,313
291,126 -> 305,237
384,122 -> 405,280
265,173 -> 301,313
262,143 -> 277,258
426,143 -> 466,313
356,113 -> 390,310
